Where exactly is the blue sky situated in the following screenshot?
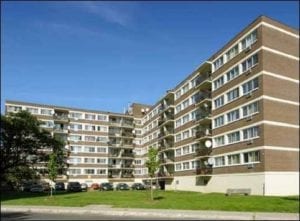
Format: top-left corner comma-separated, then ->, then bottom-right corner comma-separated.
1,1 -> 299,113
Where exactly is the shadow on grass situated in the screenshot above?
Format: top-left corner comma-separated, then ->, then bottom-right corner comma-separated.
1,190 -> 77,202
281,196 -> 299,201
153,196 -> 164,200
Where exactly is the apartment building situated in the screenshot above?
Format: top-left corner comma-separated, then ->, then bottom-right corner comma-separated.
5,16 -> 299,195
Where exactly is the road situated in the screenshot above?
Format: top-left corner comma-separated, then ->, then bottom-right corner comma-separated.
1,211 -> 210,220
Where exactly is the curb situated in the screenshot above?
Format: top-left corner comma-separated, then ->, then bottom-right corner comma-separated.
2,206 -> 299,220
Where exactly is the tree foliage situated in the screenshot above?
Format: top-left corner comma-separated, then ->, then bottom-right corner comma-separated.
145,147 -> 160,200
0,111 -> 65,187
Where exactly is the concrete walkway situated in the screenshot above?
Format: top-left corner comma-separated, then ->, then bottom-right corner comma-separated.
2,205 -> 299,220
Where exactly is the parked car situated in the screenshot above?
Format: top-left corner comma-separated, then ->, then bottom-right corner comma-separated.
55,182 -> 65,191
131,183 -> 146,190
41,182 -> 50,191
67,182 -> 81,192
99,182 -> 114,191
81,183 -> 88,191
90,183 -> 100,190
116,183 -> 130,191
30,184 -> 44,193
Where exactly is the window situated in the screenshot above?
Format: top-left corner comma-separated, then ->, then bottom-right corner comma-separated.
226,66 -> 239,82
70,124 -> 82,131
242,77 -> 259,94
213,76 -> 224,90
241,30 -> 257,50
215,156 -> 225,166
176,105 -> 181,114
134,160 -> 142,165
214,96 -> 224,109
175,119 -> 182,128
85,113 -> 95,120
175,148 -> 182,156
97,136 -> 108,142
191,110 -> 198,120
227,88 -> 239,102
182,84 -> 189,94
7,105 -> 22,112
69,169 -> 81,175
85,136 -> 96,142
214,116 -> 224,128
40,121 -> 54,128
242,54 -> 258,72
175,134 -> 182,142
97,114 -> 107,121
226,44 -> 238,60
97,126 -> 108,132
97,158 -> 106,164
191,161 -> 198,169
227,109 -> 240,123
244,151 -> 260,163
182,114 -> 189,124
228,154 -> 240,165
97,169 -> 106,174
97,147 -> 107,153
84,146 -> 95,153
191,143 -> 199,153
84,169 -> 95,174
69,157 -> 81,164
243,101 -> 259,117
183,162 -> 190,170
182,99 -> 189,109
40,109 -> 52,115
182,146 -> 190,154
69,112 -> 82,119
26,107 -> 38,114
213,57 -> 224,71
85,125 -> 95,131
214,136 -> 224,147
175,90 -> 182,100
182,130 -> 190,140
175,163 -> 182,171
84,158 -> 95,163
70,146 -> 82,152
243,126 -> 259,140
227,131 -> 240,144
69,135 -> 82,141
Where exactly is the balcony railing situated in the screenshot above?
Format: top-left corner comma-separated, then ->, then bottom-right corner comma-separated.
160,158 -> 174,164
196,167 -> 213,175
194,92 -> 212,104
195,129 -> 212,139
195,113 -> 212,121
196,147 -> 212,156
53,114 -> 69,121
195,72 -> 212,87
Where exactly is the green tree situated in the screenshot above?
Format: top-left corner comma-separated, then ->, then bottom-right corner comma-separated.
47,153 -> 58,197
145,147 -> 160,200
1,111 -> 65,189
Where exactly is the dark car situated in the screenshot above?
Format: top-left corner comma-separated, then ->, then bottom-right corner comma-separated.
30,184 -> 44,193
131,183 -> 145,190
55,182 -> 65,191
99,182 -> 114,191
116,183 -> 130,191
41,182 -> 50,191
67,182 -> 82,192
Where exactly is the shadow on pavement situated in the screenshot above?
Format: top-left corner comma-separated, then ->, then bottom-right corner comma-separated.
1,212 -> 30,221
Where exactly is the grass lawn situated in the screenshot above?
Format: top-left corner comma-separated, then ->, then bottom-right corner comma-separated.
1,190 -> 299,213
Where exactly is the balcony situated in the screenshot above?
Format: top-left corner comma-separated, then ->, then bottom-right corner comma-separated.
195,112 -> 212,124
53,127 -> 68,134
194,92 -> 212,106
157,172 -> 174,178
195,72 -> 212,90
195,129 -> 212,140
158,130 -> 174,139
196,167 -> 213,175
121,153 -> 135,158
196,147 -> 212,157
53,114 -> 69,122
160,158 -> 174,164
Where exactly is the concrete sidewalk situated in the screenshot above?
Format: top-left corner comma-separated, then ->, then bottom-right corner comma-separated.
2,205 -> 299,220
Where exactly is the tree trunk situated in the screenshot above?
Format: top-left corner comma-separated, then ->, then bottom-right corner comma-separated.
150,177 -> 153,200
50,186 -> 53,197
